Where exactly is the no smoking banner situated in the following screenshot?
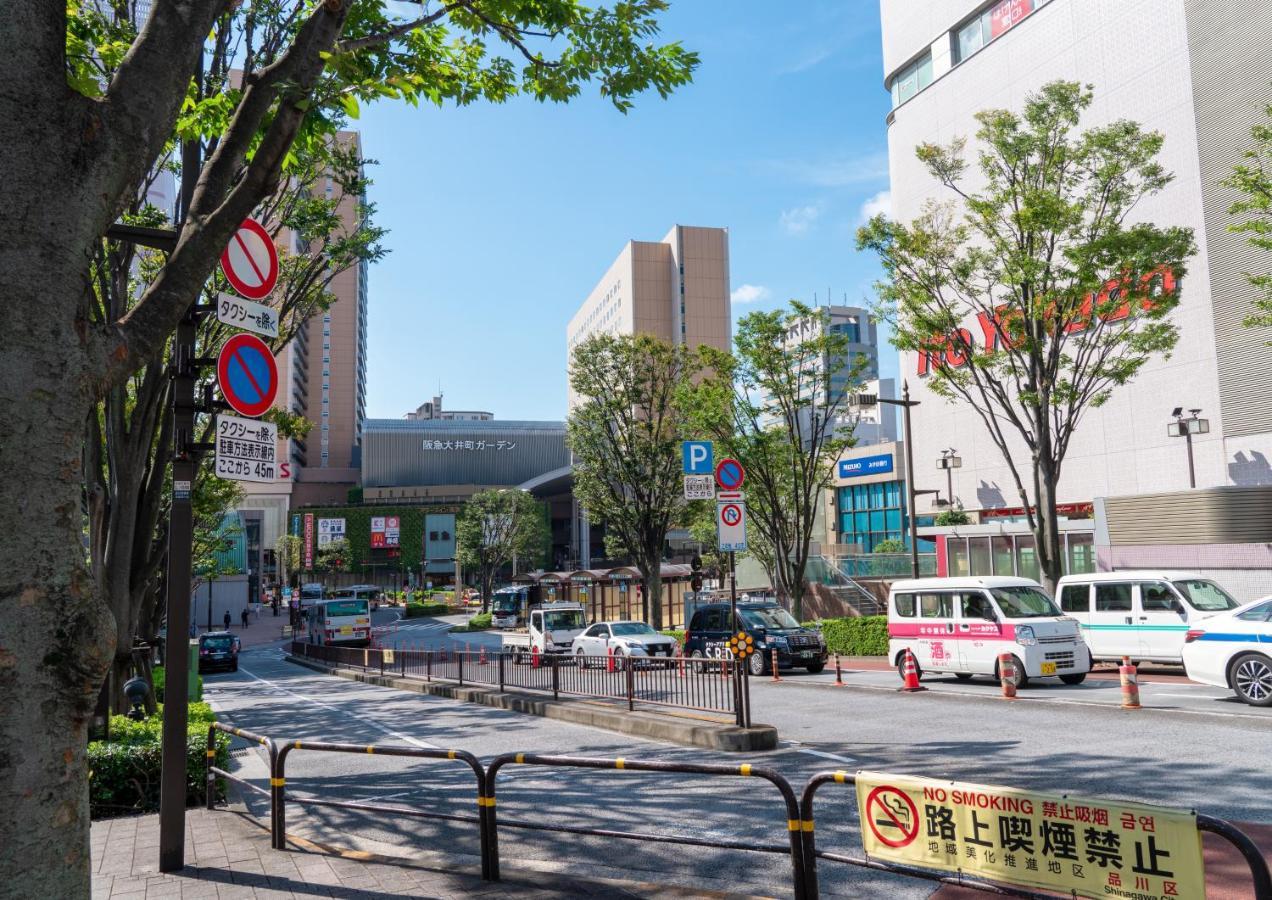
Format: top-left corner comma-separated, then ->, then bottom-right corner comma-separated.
864,785 -> 919,849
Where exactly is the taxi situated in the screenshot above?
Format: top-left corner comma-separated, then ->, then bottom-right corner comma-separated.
1181,597 -> 1272,707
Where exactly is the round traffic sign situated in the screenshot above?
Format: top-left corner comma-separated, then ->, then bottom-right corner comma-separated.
720,503 -> 743,527
217,332 -> 278,418
220,218 -> 279,300
865,786 -> 919,849
715,457 -> 745,490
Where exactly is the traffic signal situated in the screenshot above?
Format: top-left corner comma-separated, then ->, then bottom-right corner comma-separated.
690,554 -> 703,592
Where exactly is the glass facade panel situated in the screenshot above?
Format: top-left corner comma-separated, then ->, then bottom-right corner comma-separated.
1066,533 -> 1095,574
835,478 -> 913,554
885,509 -> 902,531
947,538 -> 969,576
991,536 -> 1014,576
885,482 -> 901,507
1015,535 -> 1040,581
869,510 -> 886,532
969,537 -> 992,576
892,54 -> 932,106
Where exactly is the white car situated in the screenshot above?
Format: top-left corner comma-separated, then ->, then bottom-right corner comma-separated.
1181,597 -> 1272,707
571,621 -> 678,666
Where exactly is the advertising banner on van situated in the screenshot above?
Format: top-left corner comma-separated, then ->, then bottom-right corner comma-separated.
855,771 -> 1202,900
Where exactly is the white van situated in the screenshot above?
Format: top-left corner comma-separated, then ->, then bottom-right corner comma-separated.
888,577 -> 1090,688
1055,571 -> 1241,665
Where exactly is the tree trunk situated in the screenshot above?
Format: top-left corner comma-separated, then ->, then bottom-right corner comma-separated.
1034,455 -> 1065,596
0,344 -> 115,896
643,569 -> 663,630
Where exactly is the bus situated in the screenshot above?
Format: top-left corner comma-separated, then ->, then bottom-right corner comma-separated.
298,583 -> 324,609
307,597 -> 372,647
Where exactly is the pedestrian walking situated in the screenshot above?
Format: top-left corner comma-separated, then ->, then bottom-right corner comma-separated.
223,610 -> 232,630
241,606 -> 250,629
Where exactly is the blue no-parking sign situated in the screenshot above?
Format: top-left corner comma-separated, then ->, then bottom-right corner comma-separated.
682,440 -> 713,475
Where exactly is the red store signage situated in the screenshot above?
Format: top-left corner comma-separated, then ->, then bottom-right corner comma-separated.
990,0 -> 1033,38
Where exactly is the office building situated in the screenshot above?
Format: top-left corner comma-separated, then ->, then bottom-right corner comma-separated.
878,0 -> 1272,591
404,394 -> 493,422
566,225 -> 731,407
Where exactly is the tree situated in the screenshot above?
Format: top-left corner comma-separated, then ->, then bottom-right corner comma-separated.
1,2 -> 696,890
934,508 -> 970,527
455,490 -> 548,613
317,538 -> 353,574
568,334 -> 708,629
859,81 -> 1195,594
1224,100 -> 1272,336
872,538 -> 905,554
692,302 -> 865,619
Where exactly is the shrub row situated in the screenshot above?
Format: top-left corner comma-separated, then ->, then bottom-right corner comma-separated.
89,701 -> 228,820
661,630 -> 685,646
452,612 -> 492,633
806,616 -> 889,657
404,601 -> 452,618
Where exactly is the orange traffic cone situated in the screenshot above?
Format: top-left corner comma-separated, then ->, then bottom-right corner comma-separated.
998,652 -> 1017,700
899,649 -> 927,693
531,644 -> 541,669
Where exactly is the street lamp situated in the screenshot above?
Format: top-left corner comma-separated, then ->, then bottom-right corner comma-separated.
855,382 -> 940,578
1167,407 -> 1209,489
936,448 -> 962,508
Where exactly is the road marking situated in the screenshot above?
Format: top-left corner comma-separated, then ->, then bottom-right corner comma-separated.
236,664 -> 439,749
797,748 -> 858,764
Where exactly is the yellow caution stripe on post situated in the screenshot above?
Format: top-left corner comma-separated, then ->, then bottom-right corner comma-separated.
205,750 -> 216,759
615,758 -> 625,769
447,750 -> 457,760
833,771 -> 848,784
515,753 -> 525,764
366,746 -> 375,754
270,777 -> 285,787
476,796 -> 497,808
802,820 -> 815,833
787,820 -> 801,832
739,764 -> 752,776
294,740 -> 303,749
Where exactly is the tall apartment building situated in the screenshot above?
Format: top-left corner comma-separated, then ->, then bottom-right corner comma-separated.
566,225 -> 731,406
237,131 -> 370,585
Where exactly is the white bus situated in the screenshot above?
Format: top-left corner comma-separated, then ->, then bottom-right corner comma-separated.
307,597 -> 372,647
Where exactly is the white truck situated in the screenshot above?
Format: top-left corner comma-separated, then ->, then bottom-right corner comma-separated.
500,602 -> 587,661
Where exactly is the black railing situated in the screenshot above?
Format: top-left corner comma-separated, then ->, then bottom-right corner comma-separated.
206,723 -> 1272,900
290,641 -> 748,721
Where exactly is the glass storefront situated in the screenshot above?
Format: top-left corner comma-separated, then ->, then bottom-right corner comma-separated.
944,531 -> 1095,580
836,480 -> 934,553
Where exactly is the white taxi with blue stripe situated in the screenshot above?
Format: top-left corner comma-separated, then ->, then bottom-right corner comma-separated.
1181,597 -> 1272,707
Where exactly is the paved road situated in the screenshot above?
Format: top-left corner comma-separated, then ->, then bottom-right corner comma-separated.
206,631 -> 1272,898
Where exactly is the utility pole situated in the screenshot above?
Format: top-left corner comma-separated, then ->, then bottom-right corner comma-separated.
868,383 -> 940,579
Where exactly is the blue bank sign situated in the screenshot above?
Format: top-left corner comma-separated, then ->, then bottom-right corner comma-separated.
839,454 -> 894,479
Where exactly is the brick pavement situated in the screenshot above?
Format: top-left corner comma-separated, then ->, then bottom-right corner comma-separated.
90,808 -> 758,899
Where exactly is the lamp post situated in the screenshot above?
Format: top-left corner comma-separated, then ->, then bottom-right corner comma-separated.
858,382 -> 939,578
1167,407 -> 1209,489
936,448 -> 962,508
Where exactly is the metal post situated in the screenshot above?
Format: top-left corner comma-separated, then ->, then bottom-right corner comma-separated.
159,89 -> 202,869
902,384 -> 920,579
945,465 -> 953,509
729,550 -> 738,632
1184,428 -> 1196,489
551,654 -> 560,701
498,649 -> 505,691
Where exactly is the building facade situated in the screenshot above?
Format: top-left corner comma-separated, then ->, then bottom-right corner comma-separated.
566,224 -> 731,407
404,394 -> 493,422
881,0 -> 1272,511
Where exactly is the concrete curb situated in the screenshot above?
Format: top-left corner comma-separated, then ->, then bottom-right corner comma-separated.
286,655 -> 779,751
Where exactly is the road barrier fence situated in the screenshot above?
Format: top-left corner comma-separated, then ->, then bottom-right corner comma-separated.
207,722 -> 1272,900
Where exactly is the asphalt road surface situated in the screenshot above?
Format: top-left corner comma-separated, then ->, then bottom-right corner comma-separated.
206,619 -> 1272,899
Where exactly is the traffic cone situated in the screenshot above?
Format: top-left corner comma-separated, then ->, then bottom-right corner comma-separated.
771,647 -> 782,682
998,652 -> 1017,700
531,645 -> 541,669
899,649 -> 927,693
1120,657 -> 1141,709
606,646 -> 615,673
833,654 -> 844,687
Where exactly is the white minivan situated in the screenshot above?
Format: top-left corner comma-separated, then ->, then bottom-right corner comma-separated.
1055,571 -> 1241,665
888,577 -> 1090,688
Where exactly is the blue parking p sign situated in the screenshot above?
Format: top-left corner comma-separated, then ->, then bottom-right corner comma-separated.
682,441 -> 713,475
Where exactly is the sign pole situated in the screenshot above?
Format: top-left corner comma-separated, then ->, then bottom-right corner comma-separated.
159,71 -> 201,872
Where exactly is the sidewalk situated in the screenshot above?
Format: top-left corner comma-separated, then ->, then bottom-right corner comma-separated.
91,808 -> 757,899
195,609 -> 293,649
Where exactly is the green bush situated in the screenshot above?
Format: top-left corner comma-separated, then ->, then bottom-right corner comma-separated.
468,612 -> 492,629
89,702 -> 228,819
806,616 -> 889,657
661,630 -> 685,646
404,601 -> 450,618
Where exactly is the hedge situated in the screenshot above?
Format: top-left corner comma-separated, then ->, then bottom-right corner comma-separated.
452,612 -> 492,633
661,630 -> 685,646
404,601 -> 451,618
89,701 -> 228,819
806,616 -> 889,657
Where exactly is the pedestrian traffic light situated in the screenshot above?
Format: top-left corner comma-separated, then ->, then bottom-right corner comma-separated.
690,554 -> 703,592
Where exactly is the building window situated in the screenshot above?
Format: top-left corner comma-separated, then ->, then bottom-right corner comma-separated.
891,53 -> 932,107
954,0 -> 1051,65
1066,533 -> 1095,574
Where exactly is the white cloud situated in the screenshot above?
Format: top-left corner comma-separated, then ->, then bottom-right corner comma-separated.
777,46 -> 835,75
764,152 -> 890,188
858,189 -> 892,223
779,204 -> 821,236
731,284 -> 771,305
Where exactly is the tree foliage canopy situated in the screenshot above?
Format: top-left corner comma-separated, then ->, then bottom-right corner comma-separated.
858,81 -> 1195,589
1224,100 -> 1272,336
455,489 -> 547,611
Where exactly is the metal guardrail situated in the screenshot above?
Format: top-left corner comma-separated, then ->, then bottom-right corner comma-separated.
290,640 -> 747,721
205,724 -> 1272,900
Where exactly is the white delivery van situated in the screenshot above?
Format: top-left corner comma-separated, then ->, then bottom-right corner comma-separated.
888,577 -> 1089,688
1055,571 -> 1241,665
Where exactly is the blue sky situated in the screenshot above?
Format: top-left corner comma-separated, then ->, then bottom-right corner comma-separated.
359,0 -> 895,422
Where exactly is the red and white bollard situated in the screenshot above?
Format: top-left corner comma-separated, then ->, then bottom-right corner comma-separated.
770,647 -> 781,682
606,645 -> 616,673
1120,656 -> 1141,709
479,645 -> 487,666
899,648 -> 927,693
833,653 -> 844,687
531,645 -> 540,669
998,652 -> 1017,700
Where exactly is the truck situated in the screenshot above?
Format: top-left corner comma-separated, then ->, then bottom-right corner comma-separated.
491,585 -> 540,629
500,602 -> 587,661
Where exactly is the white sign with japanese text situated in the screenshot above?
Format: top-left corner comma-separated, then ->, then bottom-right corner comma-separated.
217,292 -> 279,339
215,414 -> 277,483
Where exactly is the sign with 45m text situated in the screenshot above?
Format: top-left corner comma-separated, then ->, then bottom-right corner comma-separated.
855,771 -> 1203,900
838,453 -> 893,479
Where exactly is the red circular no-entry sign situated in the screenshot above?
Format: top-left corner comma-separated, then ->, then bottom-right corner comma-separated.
217,332 -> 278,418
220,218 -> 279,300
865,785 -> 919,849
